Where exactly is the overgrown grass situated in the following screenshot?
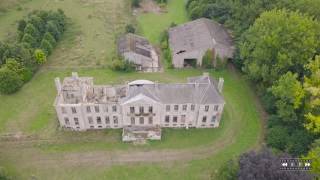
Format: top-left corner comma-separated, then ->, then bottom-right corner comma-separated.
137,0 -> 188,43
0,0 -> 132,67
0,68 -> 262,179
0,0 -> 263,179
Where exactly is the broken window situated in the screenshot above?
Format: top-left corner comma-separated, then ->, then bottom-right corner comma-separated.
74,118 -> 79,125
191,104 -> 195,111
112,105 -> 117,112
174,105 -> 179,111
205,105 -> 209,112
214,105 -> 219,111
148,117 -> 153,124
211,116 -> 216,123
105,116 -> 110,124
139,117 -> 144,124
130,107 -> 135,113
139,106 -> 144,114
165,116 -> 170,123
149,106 -> 153,113
173,116 -> 178,123
183,105 -> 187,111
71,107 -> 77,114
94,106 -> 99,113
202,116 -> 207,123
64,117 -> 70,125
86,106 -> 91,113
96,117 -> 102,124
113,116 -> 118,124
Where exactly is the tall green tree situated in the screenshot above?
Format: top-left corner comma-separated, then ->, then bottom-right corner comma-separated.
269,72 -> 304,122
240,9 -> 320,86
0,67 -> 23,94
304,56 -> 320,134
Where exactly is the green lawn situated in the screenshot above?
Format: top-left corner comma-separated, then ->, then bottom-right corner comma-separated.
137,0 -> 188,43
0,0 -> 263,179
0,68 -> 262,179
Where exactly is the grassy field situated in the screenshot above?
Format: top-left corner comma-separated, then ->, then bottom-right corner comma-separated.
137,0 -> 188,43
0,0 -> 263,179
0,0 -> 133,67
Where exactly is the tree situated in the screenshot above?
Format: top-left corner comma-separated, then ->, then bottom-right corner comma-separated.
269,72 -> 304,122
21,33 -> 37,48
40,39 -> 53,55
3,58 -> 32,82
17,19 -> 26,32
0,67 -> 23,94
42,32 -> 56,47
34,49 -> 47,64
125,24 -> 135,34
304,139 -> 320,175
286,129 -> 313,156
45,21 -> 61,41
202,49 -> 213,68
304,56 -> 320,133
238,149 -> 312,180
266,125 -> 289,151
240,9 -> 320,86
23,23 -> 40,41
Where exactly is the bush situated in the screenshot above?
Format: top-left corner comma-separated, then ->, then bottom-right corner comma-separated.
42,32 -> 56,47
125,24 -> 135,34
110,59 -> 135,72
34,49 -> 47,64
131,0 -> 141,7
40,39 -> 53,55
202,49 -> 213,68
266,125 -> 289,151
0,67 -> 23,94
21,33 -> 37,48
215,55 -> 227,70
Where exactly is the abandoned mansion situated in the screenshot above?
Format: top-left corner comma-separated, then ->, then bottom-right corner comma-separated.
54,72 -> 225,140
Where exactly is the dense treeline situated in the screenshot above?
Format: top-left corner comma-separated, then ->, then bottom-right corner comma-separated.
186,0 -> 320,176
215,149 -> 313,179
0,9 -> 66,94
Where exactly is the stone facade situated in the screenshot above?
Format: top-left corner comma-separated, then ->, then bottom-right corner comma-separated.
54,72 -> 225,139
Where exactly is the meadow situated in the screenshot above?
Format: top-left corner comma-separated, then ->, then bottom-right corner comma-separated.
0,0 -> 263,179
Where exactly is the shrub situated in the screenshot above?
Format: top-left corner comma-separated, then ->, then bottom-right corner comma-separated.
125,24 -> 136,33
40,39 -> 53,55
131,0 -> 141,7
215,55 -> 227,70
110,59 -> 135,72
21,33 -> 37,48
0,67 -> 23,94
42,32 -> 56,47
202,49 -> 213,68
34,49 -> 47,64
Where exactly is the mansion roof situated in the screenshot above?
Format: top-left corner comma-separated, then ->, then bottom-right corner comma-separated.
56,72 -> 224,105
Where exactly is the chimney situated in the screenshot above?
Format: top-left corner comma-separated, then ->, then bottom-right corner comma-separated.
55,77 -> 62,93
218,77 -> 224,93
72,72 -> 78,79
